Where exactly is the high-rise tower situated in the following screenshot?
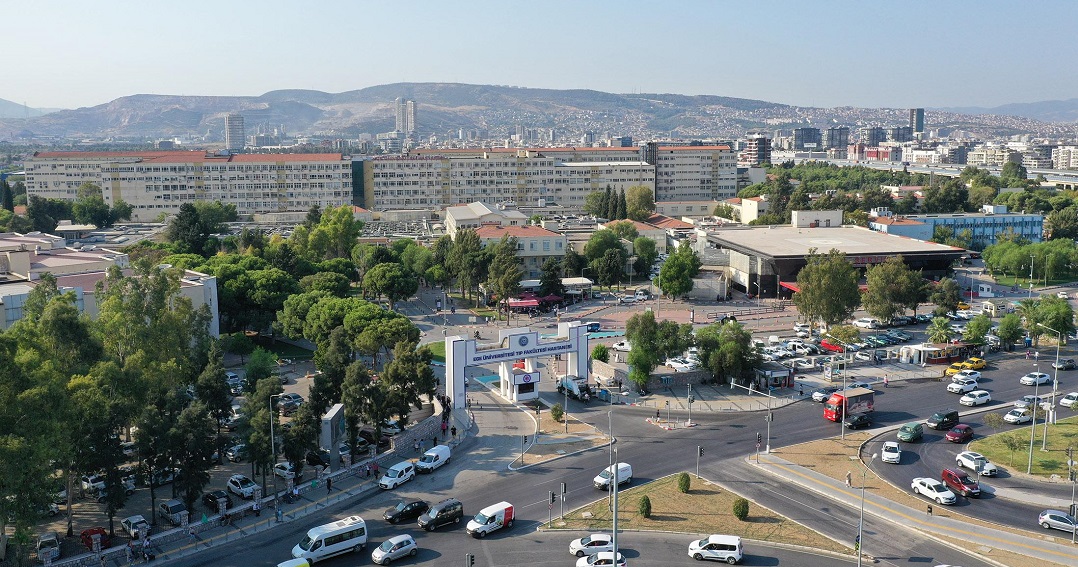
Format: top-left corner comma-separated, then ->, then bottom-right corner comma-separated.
395,98 -> 416,135
224,113 -> 245,151
909,108 -> 925,133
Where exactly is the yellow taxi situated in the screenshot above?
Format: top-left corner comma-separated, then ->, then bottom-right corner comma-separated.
944,363 -> 966,376
957,301 -> 971,310
960,357 -> 986,370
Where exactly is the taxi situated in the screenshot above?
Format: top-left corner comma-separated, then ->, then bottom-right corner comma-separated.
960,357 -> 986,370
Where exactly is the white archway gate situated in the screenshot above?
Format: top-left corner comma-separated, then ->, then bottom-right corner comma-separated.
445,322 -> 589,407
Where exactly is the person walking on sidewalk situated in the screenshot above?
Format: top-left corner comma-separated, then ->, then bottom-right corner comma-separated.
845,471 -> 852,487
413,439 -> 420,453
326,477 -> 332,494
441,421 -> 448,438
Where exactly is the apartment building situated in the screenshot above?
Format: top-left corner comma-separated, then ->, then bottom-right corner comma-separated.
24,151 -> 353,222
966,146 -> 1021,168
1051,146 -> 1078,170
652,145 -> 738,201
738,135 -> 771,166
793,128 -> 822,150
473,224 -> 567,279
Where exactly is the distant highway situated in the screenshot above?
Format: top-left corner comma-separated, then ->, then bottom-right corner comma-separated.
806,158 -> 1078,187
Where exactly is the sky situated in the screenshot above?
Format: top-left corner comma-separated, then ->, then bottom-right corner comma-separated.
6,0 -> 1078,110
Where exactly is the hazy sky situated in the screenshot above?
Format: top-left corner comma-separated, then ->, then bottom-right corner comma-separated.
7,0 -> 1077,110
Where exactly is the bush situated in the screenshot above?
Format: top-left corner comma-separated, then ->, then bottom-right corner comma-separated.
677,472 -> 691,493
732,497 -> 749,521
550,403 -> 564,422
591,344 -> 609,363
638,495 -> 651,518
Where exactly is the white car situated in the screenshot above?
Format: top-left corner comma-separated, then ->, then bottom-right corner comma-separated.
853,318 -> 878,329
848,381 -> 873,391
273,462 -> 301,480
1020,372 -> 1051,386
1004,408 -> 1032,424
1015,395 -> 1046,409
959,390 -> 991,406
370,534 -> 418,565
120,515 -> 150,539
795,358 -> 816,370
1059,392 -> 1078,408
770,348 -> 793,359
611,341 -> 631,352
911,477 -> 957,505
569,533 -> 613,557
881,441 -> 901,464
955,451 -> 998,476
947,378 -> 979,394
576,551 -> 626,567
226,474 -> 257,499
949,324 -> 967,334
618,296 -> 638,304
954,370 -> 981,381
855,351 -> 872,361
793,323 -> 811,334
666,358 -> 699,372
1058,291 -> 1070,299
378,462 -> 416,490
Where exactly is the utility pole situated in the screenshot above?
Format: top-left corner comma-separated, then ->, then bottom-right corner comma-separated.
608,411 -> 614,510
696,446 -> 702,478
686,384 -> 693,426
611,447 -> 619,564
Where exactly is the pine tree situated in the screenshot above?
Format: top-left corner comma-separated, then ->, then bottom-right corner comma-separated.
606,188 -> 618,220
616,188 -> 627,220
0,179 -> 12,212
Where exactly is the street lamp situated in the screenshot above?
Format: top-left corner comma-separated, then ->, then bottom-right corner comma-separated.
1037,322 -> 1062,451
826,334 -> 850,441
269,393 -> 283,513
1028,360 -> 1042,474
857,453 -> 878,567
1029,254 -> 1035,299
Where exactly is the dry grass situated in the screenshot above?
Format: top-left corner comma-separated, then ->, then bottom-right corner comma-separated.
536,401 -> 598,436
523,401 -> 610,460
936,534 -> 1072,567
969,415 -> 1078,477
554,474 -> 853,555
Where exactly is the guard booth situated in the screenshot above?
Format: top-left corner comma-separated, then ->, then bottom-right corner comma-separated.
444,322 -> 589,407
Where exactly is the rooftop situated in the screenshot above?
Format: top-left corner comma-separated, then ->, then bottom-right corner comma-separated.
601,219 -> 661,232
32,151 -> 344,163
870,216 -> 926,226
446,202 -> 528,221
706,225 -> 964,259
474,225 -> 563,239
645,213 -> 694,230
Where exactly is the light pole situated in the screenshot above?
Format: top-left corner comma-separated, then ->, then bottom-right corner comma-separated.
269,393 -> 282,512
611,446 -> 620,564
686,384 -> 693,426
826,334 -> 850,440
1029,254 -> 1035,299
1037,322 -> 1061,450
607,411 -> 614,510
857,453 -> 877,567
1028,360 -> 1042,474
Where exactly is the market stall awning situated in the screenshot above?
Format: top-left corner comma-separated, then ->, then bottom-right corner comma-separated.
539,294 -> 563,302
507,299 -> 540,307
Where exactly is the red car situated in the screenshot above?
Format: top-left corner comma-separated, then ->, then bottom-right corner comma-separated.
819,340 -> 845,353
80,527 -> 110,550
945,424 -> 974,443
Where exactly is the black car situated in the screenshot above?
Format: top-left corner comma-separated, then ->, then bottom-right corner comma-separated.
202,489 -> 233,512
359,429 -> 391,451
843,413 -> 872,429
306,449 -> 330,468
383,500 -> 430,524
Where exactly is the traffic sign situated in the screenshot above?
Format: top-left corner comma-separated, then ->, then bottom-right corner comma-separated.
755,442 -> 761,450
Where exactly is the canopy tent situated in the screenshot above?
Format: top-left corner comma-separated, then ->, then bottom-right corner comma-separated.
507,299 -> 540,308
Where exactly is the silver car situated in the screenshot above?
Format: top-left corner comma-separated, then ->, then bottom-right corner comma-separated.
1038,509 -> 1076,532
370,534 -> 417,565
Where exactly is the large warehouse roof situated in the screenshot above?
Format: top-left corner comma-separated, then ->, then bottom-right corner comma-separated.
706,225 -> 964,259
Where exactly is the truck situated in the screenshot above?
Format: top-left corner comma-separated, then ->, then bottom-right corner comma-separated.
556,374 -> 591,401
466,501 -> 514,538
823,387 -> 874,421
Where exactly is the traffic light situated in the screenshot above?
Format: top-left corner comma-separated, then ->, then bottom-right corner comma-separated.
467,553 -> 475,566
757,432 -> 762,444
523,435 -> 528,444
549,491 -> 556,505
688,395 -> 695,404
698,446 -> 704,457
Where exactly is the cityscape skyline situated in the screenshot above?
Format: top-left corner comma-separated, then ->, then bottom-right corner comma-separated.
6,0 -> 1078,111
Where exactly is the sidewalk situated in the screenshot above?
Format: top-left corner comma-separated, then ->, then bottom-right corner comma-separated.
752,453 -> 1078,565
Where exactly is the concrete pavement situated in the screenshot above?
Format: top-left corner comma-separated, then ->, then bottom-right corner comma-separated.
752,453 -> 1078,565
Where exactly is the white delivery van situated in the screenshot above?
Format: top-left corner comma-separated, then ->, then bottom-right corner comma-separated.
292,515 -> 367,563
466,501 -> 514,538
687,534 -> 743,563
415,445 -> 451,473
593,462 -> 632,490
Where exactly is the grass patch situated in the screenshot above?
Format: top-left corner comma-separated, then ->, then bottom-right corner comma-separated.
969,414 -> 1078,476
556,474 -> 852,555
424,341 -> 446,363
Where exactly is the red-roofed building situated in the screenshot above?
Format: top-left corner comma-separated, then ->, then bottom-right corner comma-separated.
25,151 -> 352,221
598,219 -> 669,254
644,213 -> 694,231
474,225 -> 567,278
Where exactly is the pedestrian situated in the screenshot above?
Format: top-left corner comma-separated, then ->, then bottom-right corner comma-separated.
372,461 -> 380,476
441,421 -> 448,438
292,484 -> 300,502
451,426 -> 457,439
927,504 -> 933,517
883,375 -> 889,388
655,409 -> 661,420
799,385 -> 804,397
413,439 -> 420,453
845,471 -> 852,487
126,542 -> 135,565
275,506 -> 283,523
253,498 -> 261,517
326,477 -> 332,494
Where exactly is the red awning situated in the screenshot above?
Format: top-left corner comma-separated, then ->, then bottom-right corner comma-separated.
539,294 -> 563,302
779,281 -> 801,292
508,299 -> 540,307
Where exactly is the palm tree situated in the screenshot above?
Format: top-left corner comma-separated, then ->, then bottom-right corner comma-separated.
1015,298 -> 1039,345
927,317 -> 954,344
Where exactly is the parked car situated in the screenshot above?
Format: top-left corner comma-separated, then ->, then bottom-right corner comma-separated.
226,474 -> 257,499
955,451 -> 998,476
945,424 -> 975,443
853,318 -> 879,329
202,489 -> 233,513
617,296 -> 638,304
576,551 -> 626,567
1020,372 -> 1051,386
80,527 -> 110,550
1038,509 -> 1077,532
959,390 -> 992,406
611,341 -> 631,352
378,462 -> 416,490
847,381 -> 873,390
359,429 -> 392,451
120,515 -> 150,539
1014,395 -> 1046,409
157,499 -> 187,526
911,477 -> 956,505
881,441 -> 901,464
1058,291 -> 1070,299
225,444 -> 247,462
383,499 -> 429,524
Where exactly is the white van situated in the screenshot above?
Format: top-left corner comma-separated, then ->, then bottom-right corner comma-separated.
687,534 -> 743,563
292,515 -> 367,563
466,501 -> 514,538
378,461 -> 416,489
416,445 -> 451,473
593,462 -> 632,490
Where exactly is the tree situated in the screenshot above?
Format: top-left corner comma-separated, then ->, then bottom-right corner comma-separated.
379,342 -> 438,429
982,413 -> 1005,437
625,311 -> 661,390
310,327 -> 350,416
304,205 -> 322,229
616,188 -> 627,220
927,317 -> 954,343
591,344 -> 609,364
306,205 -> 363,261
584,229 -> 625,263
792,249 -> 861,327
363,262 -> 418,311
584,191 -> 606,217
1000,433 -> 1025,467
929,278 -> 962,317
0,178 -> 12,211
485,236 -> 524,323
964,314 -> 992,345
299,271 -> 351,297
1047,206 -> 1078,240
562,248 -> 586,279
195,344 -> 233,467
632,237 -> 658,275
528,214 -> 543,225
191,201 -> 238,234
677,472 -> 691,493
550,403 -> 564,422
658,253 -> 694,298
170,401 -> 217,513
863,256 -> 917,325
608,221 -> 638,241
26,195 -> 72,234
606,187 -> 618,220
638,495 -> 652,518
996,313 -> 1024,351
732,497 -> 749,521
244,348 -> 277,393
538,258 -> 565,298
625,185 -> 655,221
448,229 -> 488,303
595,248 -> 626,289
167,203 -> 210,255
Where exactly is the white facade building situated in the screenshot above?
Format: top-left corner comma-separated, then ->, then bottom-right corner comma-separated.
24,151 -> 353,222
473,224 -> 567,279
444,202 -> 528,237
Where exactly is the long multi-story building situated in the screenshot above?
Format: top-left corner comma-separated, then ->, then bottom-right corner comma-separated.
473,224 -> 567,279
24,151 -> 353,222
1052,146 -> 1078,170
395,98 -> 416,135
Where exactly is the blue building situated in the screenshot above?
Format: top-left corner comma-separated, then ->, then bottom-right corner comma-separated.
868,205 -> 1043,249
